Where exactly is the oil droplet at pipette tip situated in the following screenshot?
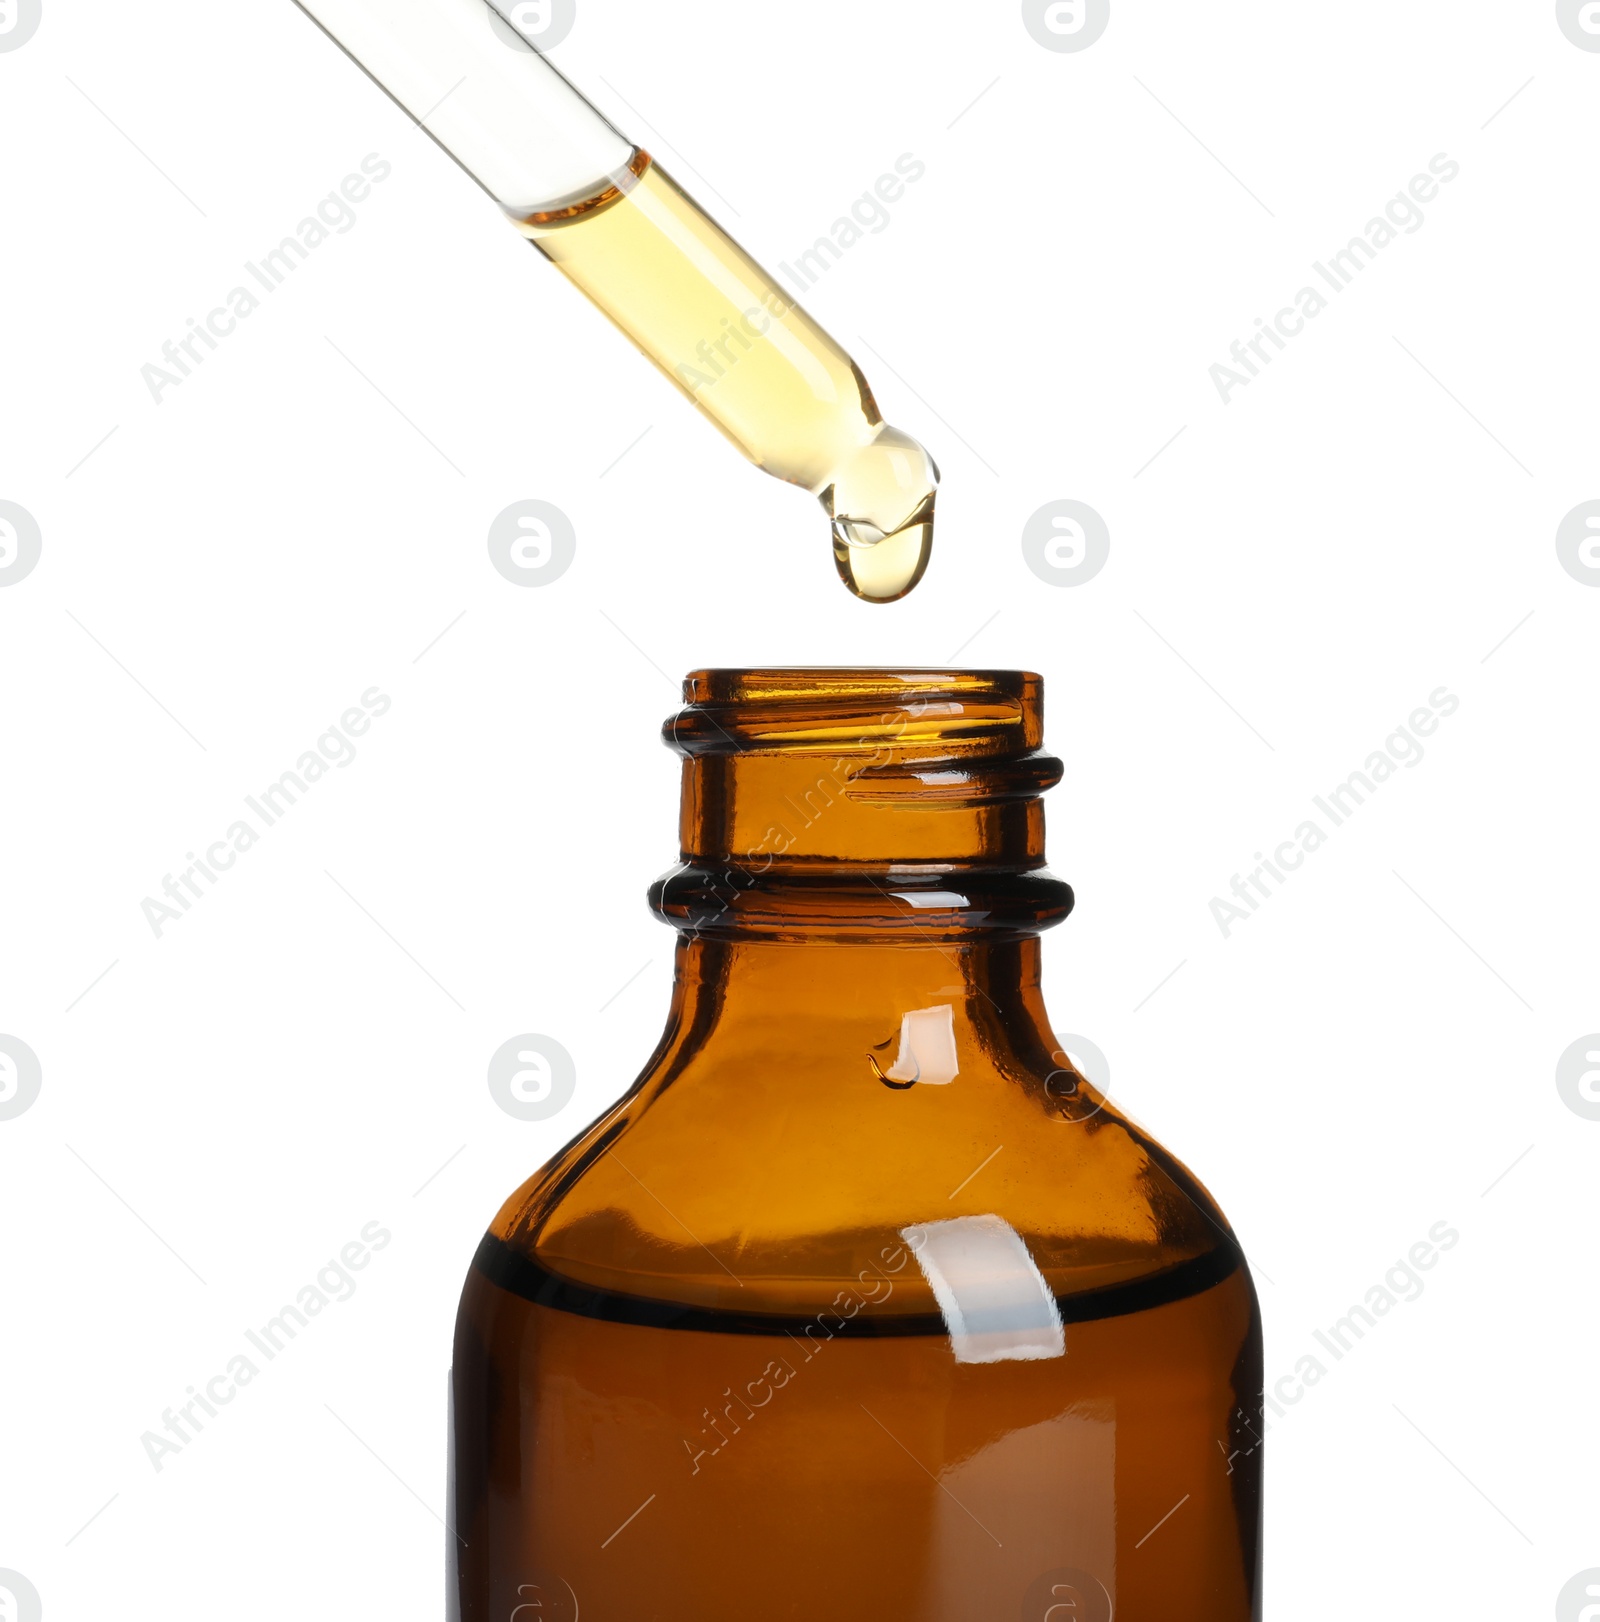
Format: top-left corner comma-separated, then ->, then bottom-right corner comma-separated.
823,424 -> 940,604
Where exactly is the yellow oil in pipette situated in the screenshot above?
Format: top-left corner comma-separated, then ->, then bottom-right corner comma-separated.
512,153 -> 937,603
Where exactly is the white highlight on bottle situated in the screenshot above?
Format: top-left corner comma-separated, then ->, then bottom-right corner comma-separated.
901,1214 -> 1065,1365
891,889 -> 970,910
883,1004 -> 959,1086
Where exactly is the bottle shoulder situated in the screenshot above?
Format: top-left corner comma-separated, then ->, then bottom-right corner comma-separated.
485,1046 -> 1245,1324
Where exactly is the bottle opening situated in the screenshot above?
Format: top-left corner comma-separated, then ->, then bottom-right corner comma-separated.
653,669 -> 1072,939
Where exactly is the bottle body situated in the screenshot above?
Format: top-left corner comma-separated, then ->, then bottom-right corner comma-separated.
449,672 -> 1262,1620
456,1290 -> 1256,1620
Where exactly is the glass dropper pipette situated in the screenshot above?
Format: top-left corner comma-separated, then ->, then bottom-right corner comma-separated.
290,0 -> 938,602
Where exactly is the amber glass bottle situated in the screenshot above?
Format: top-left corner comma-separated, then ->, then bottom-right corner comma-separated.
450,670 -> 1261,1621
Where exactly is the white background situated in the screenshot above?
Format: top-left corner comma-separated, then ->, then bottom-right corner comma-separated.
2,1 -> 1597,1616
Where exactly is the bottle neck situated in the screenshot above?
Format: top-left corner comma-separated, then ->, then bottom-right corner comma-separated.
650,667 -> 1073,938
655,934 -> 1061,1082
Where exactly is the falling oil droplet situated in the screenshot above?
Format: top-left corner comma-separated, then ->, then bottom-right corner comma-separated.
824,425 -> 939,604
